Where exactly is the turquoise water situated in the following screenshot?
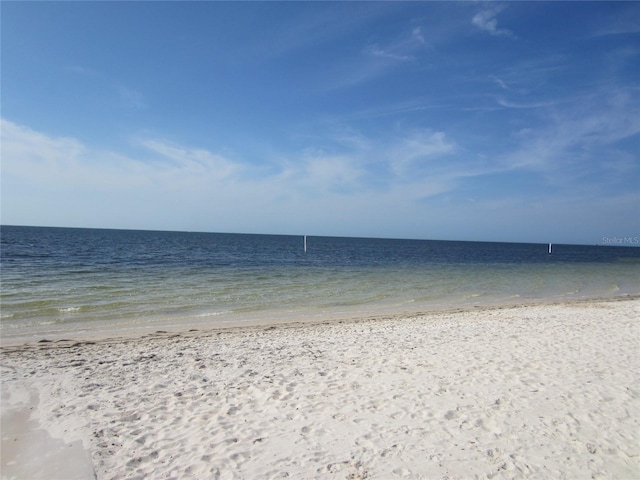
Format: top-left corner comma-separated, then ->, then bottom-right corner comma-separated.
1,226 -> 639,342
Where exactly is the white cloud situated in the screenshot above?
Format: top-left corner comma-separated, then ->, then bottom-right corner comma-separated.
1,119 -> 86,167
0,119 -> 468,231
472,8 -> 514,38
496,97 -> 559,109
1,120 -> 163,191
367,45 -> 414,62
303,152 -> 364,191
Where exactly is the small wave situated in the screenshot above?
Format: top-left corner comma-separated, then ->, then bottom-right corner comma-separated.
193,311 -> 231,318
494,294 -> 521,301
0,318 -> 57,329
459,292 -> 483,301
59,307 -> 81,313
562,289 -> 580,296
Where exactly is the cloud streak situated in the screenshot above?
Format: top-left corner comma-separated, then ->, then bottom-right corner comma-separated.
325,22 -> 430,90
365,25 -> 427,63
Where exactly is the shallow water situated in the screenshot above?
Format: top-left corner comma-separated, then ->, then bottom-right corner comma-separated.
2,226 -> 639,341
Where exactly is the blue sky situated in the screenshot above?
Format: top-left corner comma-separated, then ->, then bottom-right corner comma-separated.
2,1 -> 639,244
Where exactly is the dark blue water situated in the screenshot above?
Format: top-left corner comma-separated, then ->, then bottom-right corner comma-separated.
3,225 -> 636,268
2,225 -> 639,342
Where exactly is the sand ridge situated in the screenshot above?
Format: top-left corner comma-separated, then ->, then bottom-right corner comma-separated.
1,299 -> 639,479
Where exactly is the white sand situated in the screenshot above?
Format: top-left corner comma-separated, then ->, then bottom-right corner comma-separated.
1,298 -> 639,480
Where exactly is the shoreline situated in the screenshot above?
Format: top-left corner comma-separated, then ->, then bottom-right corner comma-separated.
2,293 -> 639,349
2,297 -> 639,479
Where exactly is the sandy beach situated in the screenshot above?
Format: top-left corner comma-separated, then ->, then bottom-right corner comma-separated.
1,298 -> 639,480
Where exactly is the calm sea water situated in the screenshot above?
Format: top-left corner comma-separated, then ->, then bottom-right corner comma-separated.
1,225 -> 639,342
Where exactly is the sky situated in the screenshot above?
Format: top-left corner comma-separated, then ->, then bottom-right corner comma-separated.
1,1 -> 639,244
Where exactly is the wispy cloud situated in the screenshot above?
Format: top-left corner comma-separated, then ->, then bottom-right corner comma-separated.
472,6 -> 515,38
280,149 -> 366,196
496,97 -> 560,110
2,119 -> 148,190
326,22 -> 430,90
592,2 -> 640,37
138,139 -> 237,180
365,24 -> 427,64
387,130 -> 456,177
237,3 -> 395,64
501,87 -> 640,185
367,45 -> 415,63
1,119 -> 86,170
489,75 -> 509,90
412,27 -> 426,45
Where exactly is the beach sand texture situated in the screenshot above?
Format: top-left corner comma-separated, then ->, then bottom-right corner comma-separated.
1,299 -> 639,479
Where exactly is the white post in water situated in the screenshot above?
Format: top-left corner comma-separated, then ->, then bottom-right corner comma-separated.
548,243 -> 552,254
304,235 -> 307,253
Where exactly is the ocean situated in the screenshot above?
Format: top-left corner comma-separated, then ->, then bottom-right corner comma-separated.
1,225 -> 639,343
